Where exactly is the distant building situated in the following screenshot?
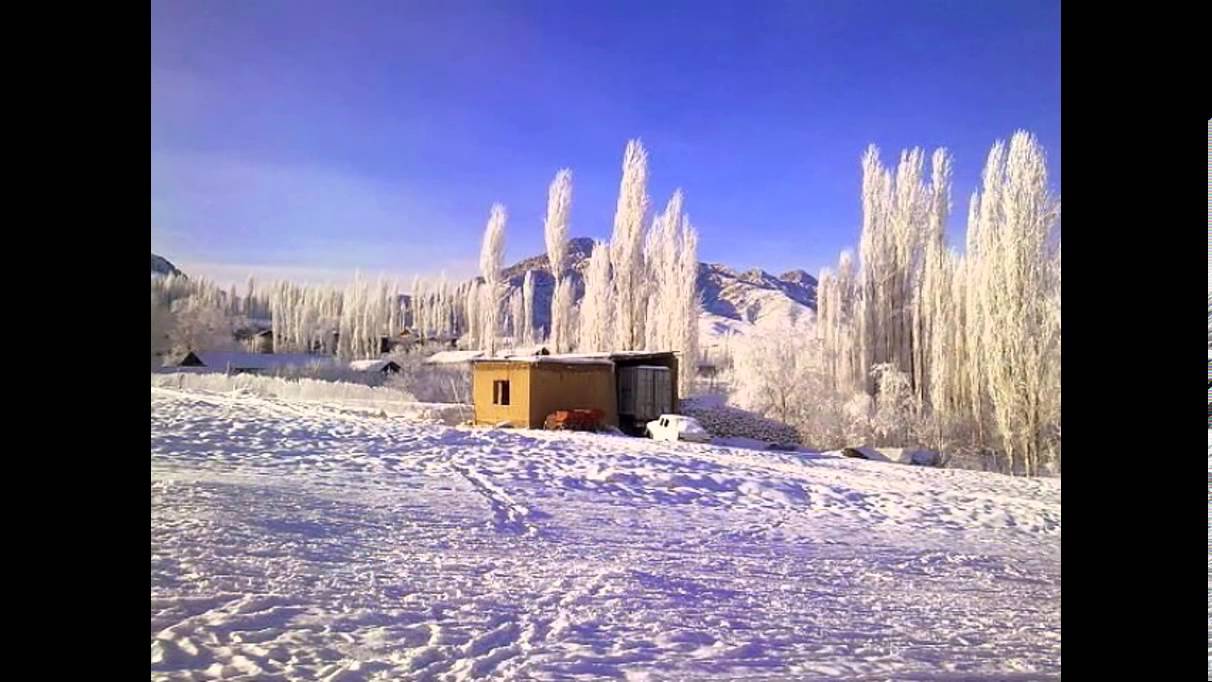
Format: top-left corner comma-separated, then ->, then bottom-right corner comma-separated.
170,351 -> 329,374
252,330 -> 274,353
350,359 -> 401,374
233,324 -> 273,353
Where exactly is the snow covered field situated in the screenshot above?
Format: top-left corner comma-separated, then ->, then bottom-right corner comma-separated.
151,386 -> 1060,680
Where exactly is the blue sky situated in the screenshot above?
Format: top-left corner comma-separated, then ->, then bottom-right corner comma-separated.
152,0 -> 1060,286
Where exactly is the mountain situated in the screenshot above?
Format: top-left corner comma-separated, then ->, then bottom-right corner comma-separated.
697,263 -> 816,322
152,253 -> 185,278
496,237 -> 816,339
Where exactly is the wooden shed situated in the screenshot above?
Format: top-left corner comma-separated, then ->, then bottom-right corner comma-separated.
469,351 -> 679,432
471,356 -> 618,429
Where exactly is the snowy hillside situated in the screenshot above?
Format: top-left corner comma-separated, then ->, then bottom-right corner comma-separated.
495,238 -> 816,339
151,386 -> 1060,680
698,263 -> 815,321
153,253 -> 185,278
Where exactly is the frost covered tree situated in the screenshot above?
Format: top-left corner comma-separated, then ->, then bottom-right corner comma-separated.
551,277 -> 576,352
856,145 -> 936,394
226,284 -> 240,317
244,276 -> 257,318
544,170 -> 573,352
521,270 -> 536,345
610,139 -> 650,351
480,204 -> 506,280
644,192 -> 682,352
675,218 -> 700,396
638,189 -> 699,393
479,204 -> 507,355
544,170 -> 572,279
816,268 -> 838,382
732,322 -> 819,428
812,132 -> 1059,474
578,241 -> 614,352
509,289 -> 524,346
817,250 -> 861,395
438,274 -> 453,338
151,292 -> 176,366
464,280 -> 481,350
411,276 -> 425,336
870,363 -> 921,447
168,295 -> 235,354
912,148 -> 952,405
857,147 -> 889,394
971,131 -> 1060,476
923,249 -> 960,448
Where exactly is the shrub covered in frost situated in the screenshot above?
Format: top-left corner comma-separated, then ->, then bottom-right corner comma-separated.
680,397 -> 800,445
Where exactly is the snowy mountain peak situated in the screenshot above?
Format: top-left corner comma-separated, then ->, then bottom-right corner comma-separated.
778,269 -> 815,287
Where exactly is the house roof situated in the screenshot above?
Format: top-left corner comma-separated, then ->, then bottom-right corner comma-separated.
350,359 -> 400,372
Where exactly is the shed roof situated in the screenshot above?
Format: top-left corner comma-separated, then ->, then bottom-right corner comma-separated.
500,345 -> 551,358
424,349 -> 485,365
471,353 -> 614,367
559,350 -> 677,361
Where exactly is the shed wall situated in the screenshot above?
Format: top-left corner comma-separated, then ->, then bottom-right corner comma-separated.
472,363 -> 533,427
527,364 -> 618,428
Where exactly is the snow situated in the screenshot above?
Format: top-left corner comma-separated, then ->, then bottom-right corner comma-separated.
151,374 -> 471,425
152,386 -> 1060,680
